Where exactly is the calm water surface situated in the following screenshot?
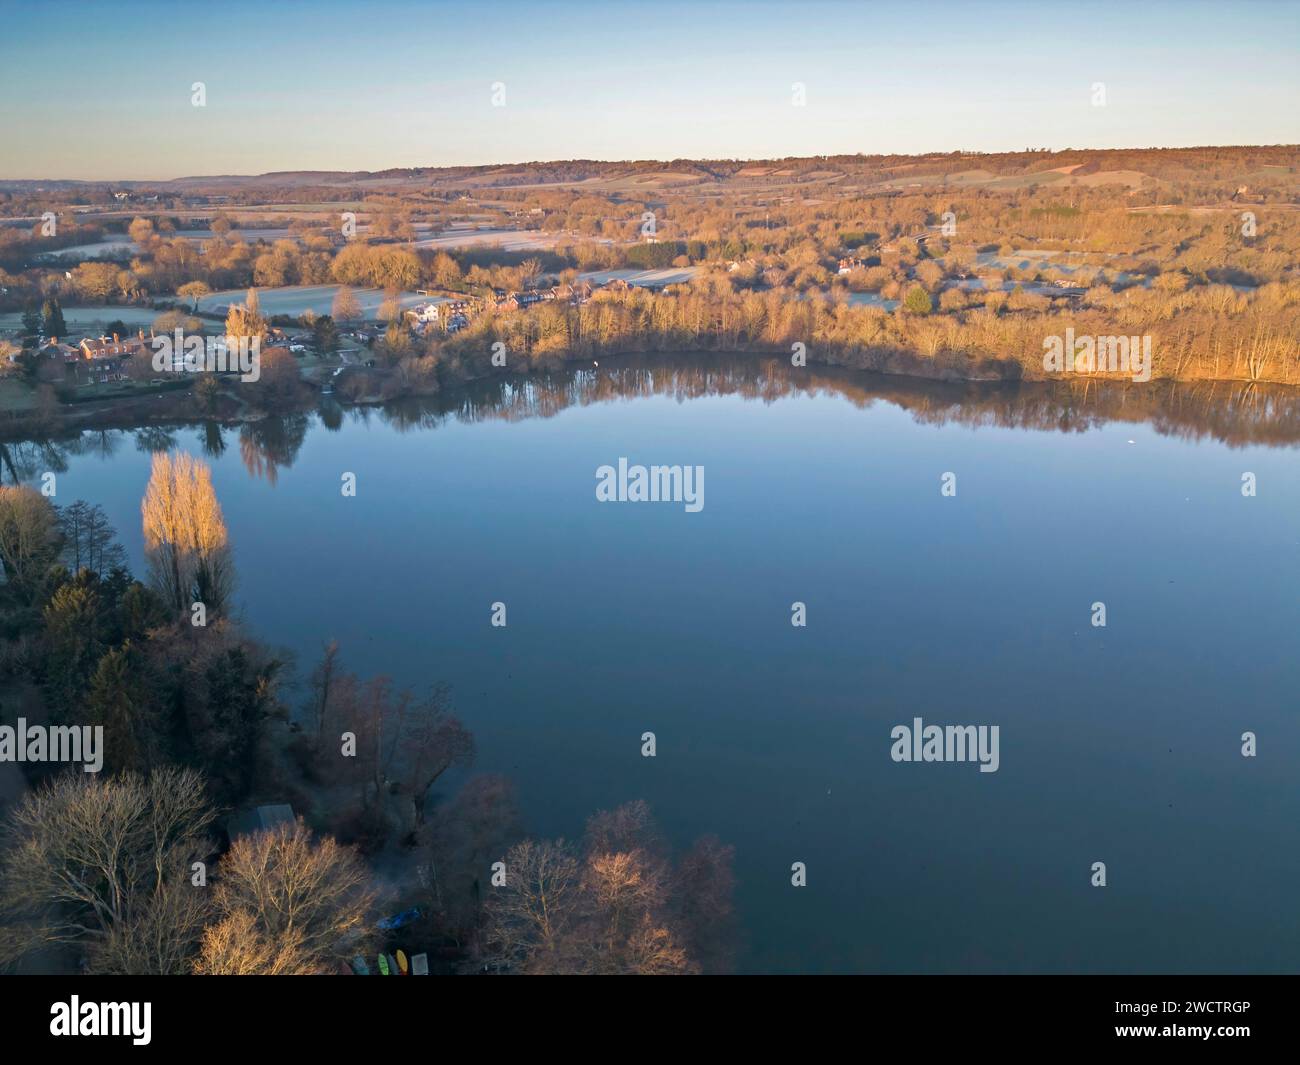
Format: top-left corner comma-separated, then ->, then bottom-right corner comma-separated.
10,357 -> 1300,974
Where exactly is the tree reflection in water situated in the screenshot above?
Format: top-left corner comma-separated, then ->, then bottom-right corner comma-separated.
4,355 -> 1298,486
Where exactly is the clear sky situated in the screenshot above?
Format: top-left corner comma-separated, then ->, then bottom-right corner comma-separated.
2,0 -> 1297,180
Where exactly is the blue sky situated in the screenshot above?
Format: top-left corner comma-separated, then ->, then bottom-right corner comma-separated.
1,0 -> 1297,179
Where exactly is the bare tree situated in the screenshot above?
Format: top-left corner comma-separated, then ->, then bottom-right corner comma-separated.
623,913 -> 694,975
378,291 -> 403,324
481,802 -> 732,975
192,910 -> 322,975
211,820 -> 380,971
57,500 -> 126,576
91,876 -> 214,975
0,485 -> 60,597
422,774 -> 521,933
331,285 -> 362,324
306,639 -> 342,746
320,666 -> 474,835
673,834 -> 737,973
381,683 -> 475,830
0,767 -> 216,972
519,258 -> 542,290
584,850 -> 669,961
584,798 -> 663,857
483,838 -> 584,972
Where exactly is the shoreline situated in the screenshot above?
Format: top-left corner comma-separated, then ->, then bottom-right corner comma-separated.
2,346 -> 1298,447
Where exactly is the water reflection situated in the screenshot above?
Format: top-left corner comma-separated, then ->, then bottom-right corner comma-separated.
379,356 -> 1300,450
375,356 -> 1300,450
133,427 -> 179,453
3,355 -> 1297,485
202,422 -> 227,459
238,414 -> 310,485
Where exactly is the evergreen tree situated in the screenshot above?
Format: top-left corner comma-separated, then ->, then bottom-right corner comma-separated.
40,298 -> 66,339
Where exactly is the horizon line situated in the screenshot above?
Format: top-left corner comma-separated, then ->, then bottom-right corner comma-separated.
5,141 -> 1298,186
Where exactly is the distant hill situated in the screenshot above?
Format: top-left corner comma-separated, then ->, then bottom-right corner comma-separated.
2,146 -> 1295,201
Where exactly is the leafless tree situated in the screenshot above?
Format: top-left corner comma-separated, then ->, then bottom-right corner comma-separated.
0,485 -> 60,596
211,820 -> 380,971
481,802 -> 730,974
0,767 -> 216,972
483,838 -> 584,972
193,910 -> 322,975
57,500 -> 126,576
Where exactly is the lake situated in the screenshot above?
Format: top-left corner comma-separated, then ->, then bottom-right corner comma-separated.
7,356 -> 1299,974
